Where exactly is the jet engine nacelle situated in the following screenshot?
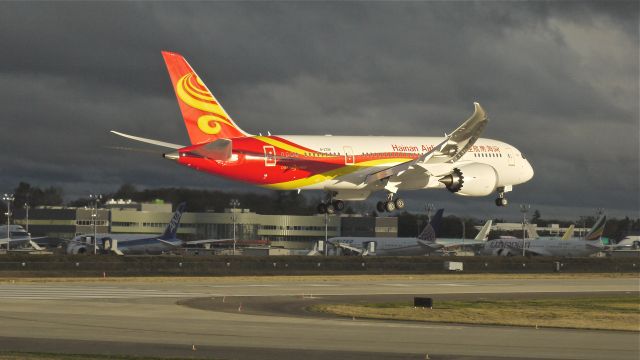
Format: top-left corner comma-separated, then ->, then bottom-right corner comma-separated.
69,245 -> 88,255
439,163 -> 498,196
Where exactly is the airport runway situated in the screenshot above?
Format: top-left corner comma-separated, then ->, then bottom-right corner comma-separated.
0,276 -> 638,360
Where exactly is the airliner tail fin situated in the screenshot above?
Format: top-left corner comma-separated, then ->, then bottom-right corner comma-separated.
161,51 -> 248,144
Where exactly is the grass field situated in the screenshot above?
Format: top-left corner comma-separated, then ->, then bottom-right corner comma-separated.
311,295 -> 640,331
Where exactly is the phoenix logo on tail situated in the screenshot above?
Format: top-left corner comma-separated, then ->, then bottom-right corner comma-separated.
162,51 -> 247,144
112,51 -> 534,213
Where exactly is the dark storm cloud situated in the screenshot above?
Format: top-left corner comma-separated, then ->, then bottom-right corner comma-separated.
0,1 -> 637,220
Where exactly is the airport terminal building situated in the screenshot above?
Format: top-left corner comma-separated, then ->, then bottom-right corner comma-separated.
13,200 -> 397,249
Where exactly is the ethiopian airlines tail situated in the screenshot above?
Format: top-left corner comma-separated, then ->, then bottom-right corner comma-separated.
161,51 -> 248,144
584,214 -> 607,241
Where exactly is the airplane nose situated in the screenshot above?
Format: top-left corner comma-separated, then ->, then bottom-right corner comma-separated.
523,160 -> 534,182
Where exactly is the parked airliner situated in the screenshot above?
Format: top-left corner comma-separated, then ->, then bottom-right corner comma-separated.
480,214 -> 607,257
113,51 -> 534,213
0,225 -> 44,251
328,209 -> 492,256
67,203 -> 186,255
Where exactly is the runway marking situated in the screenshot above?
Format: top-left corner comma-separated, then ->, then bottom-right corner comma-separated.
0,285 -> 208,300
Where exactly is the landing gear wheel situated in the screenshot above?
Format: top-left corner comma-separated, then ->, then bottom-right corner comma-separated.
394,198 -> 405,210
333,200 -> 345,211
326,204 -> 336,215
376,201 -> 386,213
317,203 -> 327,214
384,201 -> 396,212
495,197 -> 508,207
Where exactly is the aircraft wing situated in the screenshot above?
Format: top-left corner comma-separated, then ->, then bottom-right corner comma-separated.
185,238 -> 233,245
364,102 -> 488,184
503,243 -> 549,256
156,239 -> 181,247
417,240 -> 444,251
585,242 -> 604,250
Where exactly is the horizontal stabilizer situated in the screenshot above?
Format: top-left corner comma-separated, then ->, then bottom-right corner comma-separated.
189,139 -> 233,160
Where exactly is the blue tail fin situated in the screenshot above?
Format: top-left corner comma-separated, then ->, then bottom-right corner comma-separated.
417,209 -> 444,242
161,202 -> 186,240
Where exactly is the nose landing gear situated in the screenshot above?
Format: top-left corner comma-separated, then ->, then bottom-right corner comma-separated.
495,188 -> 509,207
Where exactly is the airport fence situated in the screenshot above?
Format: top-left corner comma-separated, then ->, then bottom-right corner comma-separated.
0,255 -> 638,277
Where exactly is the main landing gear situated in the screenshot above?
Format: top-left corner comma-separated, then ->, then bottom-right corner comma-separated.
317,200 -> 345,214
376,193 -> 405,213
317,193 -> 345,214
495,188 -> 508,207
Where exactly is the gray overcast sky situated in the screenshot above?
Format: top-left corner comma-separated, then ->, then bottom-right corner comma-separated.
0,1 -> 638,220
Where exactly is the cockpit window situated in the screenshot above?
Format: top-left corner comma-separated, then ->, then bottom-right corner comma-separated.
521,153 -> 526,159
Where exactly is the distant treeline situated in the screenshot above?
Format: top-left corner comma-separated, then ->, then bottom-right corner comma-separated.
2,182 -> 639,240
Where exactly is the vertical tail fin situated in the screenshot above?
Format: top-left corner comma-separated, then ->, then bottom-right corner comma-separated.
474,220 -> 493,241
161,51 -> 248,144
161,202 -> 186,240
561,224 -> 575,240
417,209 -> 444,242
585,214 -> 606,240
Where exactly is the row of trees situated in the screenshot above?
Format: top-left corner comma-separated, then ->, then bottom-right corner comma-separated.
8,182 -> 64,210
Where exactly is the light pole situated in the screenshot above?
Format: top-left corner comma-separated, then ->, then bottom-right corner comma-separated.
579,215 -> 588,238
324,210 -> 328,256
25,203 -> 29,233
3,194 -> 14,251
89,194 -> 102,255
425,203 -> 434,223
520,204 -> 530,257
230,199 -> 240,255
460,218 -> 466,247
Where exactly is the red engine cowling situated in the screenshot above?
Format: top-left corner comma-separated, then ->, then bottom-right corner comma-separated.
439,163 -> 498,196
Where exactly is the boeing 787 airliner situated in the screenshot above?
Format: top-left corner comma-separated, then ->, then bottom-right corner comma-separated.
113,51 -> 534,213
